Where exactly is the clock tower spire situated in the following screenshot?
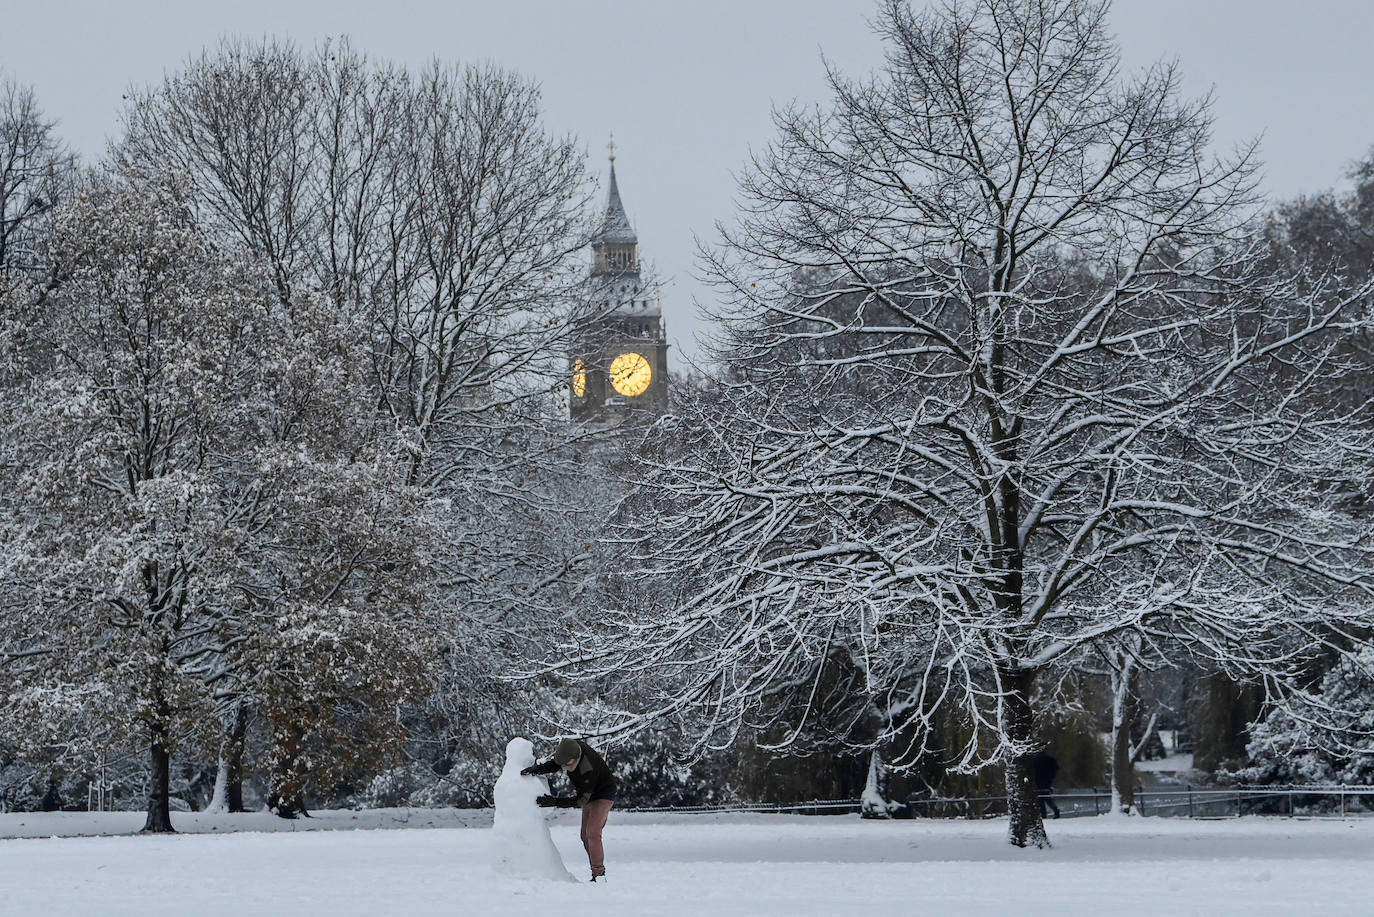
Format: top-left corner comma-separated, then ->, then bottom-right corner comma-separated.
570,140 -> 669,422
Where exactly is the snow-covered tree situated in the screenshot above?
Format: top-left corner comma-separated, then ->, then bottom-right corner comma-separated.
548,0 -> 1374,848
113,38 -> 604,798
1243,644 -> 1374,786
0,172 -> 442,826
0,177 -> 258,830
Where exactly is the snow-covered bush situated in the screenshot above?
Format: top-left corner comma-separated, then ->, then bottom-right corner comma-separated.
608,731 -> 730,809
350,759 -> 496,810
1242,647 -> 1374,785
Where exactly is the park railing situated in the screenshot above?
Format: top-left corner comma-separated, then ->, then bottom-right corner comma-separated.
1030,785 -> 1374,818
624,798 -> 863,815
1125,784 -> 1374,818
624,785 -> 1374,819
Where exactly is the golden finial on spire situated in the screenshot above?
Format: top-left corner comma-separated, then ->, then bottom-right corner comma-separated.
608,131 -> 617,164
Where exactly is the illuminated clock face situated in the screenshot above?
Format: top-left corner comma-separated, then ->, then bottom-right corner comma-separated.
608,351 -> 652,397
571,358 -> 587,398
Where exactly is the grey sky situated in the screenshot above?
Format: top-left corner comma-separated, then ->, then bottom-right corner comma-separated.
5,1 -> 1373,367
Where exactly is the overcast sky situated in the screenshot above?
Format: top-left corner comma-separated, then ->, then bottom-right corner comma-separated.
5,0 -> 1373,367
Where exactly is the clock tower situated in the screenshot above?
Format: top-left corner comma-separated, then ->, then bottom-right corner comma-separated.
570,142 -> 669,422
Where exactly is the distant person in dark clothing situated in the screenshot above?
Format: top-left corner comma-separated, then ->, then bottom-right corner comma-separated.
523,738 -> 618,881
1032,751 -> 1061,819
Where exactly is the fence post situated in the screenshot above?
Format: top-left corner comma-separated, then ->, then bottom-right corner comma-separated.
1188,785 -> 1193,819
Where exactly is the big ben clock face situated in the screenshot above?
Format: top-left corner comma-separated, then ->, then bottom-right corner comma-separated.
608,351 -> 652,397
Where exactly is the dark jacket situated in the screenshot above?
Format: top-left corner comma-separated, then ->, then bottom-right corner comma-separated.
1032,752 -> 1058,791
528,740 -> 617,807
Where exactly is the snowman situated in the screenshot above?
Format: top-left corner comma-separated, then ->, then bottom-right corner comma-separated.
491,737 -> 575,881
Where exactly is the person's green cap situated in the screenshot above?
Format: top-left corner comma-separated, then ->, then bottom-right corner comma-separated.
554,738 -> 581,768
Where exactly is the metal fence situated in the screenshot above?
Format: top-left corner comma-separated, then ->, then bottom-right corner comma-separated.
625,786 -> 1374,819
1125,785 -> 1374,818
625,799 -> 863,816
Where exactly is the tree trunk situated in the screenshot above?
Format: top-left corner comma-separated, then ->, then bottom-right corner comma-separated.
268,721 -> 310,819
1189,671 -> 1261,773
1110,655 -> 1140,814
207,757 -> 228,813
206,704 -> 249,814
141,738 -> 175,833
1002,667 -> 1049,848
224,703 -> 248,813
860,749 -> 891,819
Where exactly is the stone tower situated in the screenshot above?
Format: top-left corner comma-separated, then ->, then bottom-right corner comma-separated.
569,144 -> 669,422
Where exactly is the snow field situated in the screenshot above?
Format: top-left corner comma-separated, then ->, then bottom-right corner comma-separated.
1,813 -> 1371,916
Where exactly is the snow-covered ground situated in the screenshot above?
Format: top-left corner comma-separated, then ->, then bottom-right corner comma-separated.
1138,729 -> 1196,775
1136,749 -> 1195,773
2,810 -> 1371,916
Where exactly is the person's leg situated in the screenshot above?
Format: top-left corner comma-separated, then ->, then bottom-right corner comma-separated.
580,799 -> 613,879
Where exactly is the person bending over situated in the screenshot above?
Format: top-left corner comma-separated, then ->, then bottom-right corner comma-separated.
522,737 -> 618,881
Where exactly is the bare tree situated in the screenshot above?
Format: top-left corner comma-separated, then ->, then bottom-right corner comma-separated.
118,41 -> 594,477
548,0 -> 1374,848
118,40 -> 318,308
0,79 -> 75,297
